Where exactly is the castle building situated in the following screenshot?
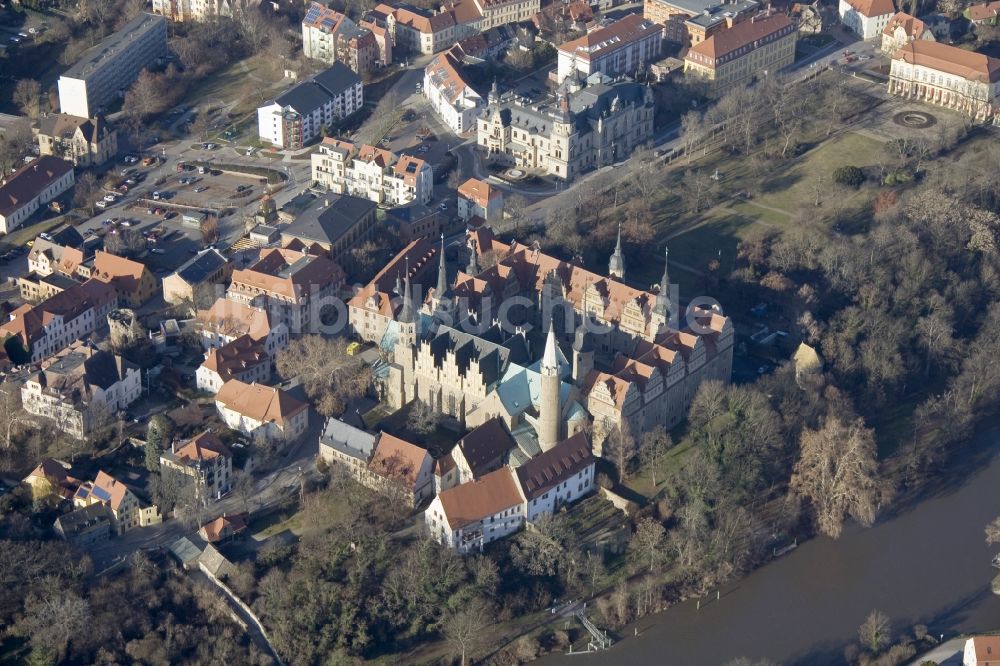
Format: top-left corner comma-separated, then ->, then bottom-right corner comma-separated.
351,225 -> 734,452
476,75 -> 655,181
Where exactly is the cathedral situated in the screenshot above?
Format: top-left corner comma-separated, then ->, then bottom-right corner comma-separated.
348,227 -> 734,453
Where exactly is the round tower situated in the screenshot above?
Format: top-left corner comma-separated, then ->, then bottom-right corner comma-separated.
538,318 -> 562,452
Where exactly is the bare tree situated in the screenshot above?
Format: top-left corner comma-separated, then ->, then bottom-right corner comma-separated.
680,110 -> 706,164
276,336 -> 372,417
790,416 -> 884,539
681,169 -> 718,214
503,194 -> 529,234
985,516 -> 1000,546
631,517 -> 666,572
12,79 -> 42,120
200,216 -> 220,245
406,399 -> 442,435
858,609 -> 891,654
233,7 -> 272,55
0,119 -> 33,177
442,597 -> 491,666
603,420 -> 637,480
0,385 -> 26,449
640,426 -> 671,488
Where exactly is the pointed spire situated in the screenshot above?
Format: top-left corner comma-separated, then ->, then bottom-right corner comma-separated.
399,257 -> 414,324
654,245 -> 670,318
608,221 -> 625,279
541,313 -> 558,373
436,233 -> 448,299
394,269 -> 402,297
467,239 -> 479,275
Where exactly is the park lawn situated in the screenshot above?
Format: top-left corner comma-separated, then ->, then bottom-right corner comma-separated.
624,439 -> 696,500
752,131 -> 885,217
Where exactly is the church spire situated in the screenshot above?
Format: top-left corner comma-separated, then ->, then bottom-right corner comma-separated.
608,221 -> 625,279
399,258 -> 414,324
436,234 -> 449,299
541,314 -> 559,373
653,245 -> 670,318
467,239 -> 479,275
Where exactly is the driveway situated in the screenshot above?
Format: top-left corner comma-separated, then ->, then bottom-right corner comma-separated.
907,636 -> 965,666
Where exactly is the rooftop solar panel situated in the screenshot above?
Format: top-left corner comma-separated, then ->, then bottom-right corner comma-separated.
92,486 -> 111,502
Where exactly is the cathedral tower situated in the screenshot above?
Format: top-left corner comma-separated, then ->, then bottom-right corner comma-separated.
608,221 -> 625,280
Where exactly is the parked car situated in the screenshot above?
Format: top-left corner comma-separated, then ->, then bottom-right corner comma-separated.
150,248 -> 165,254
95,200 -> 108,209
152,191 -> 161,200
103,193 -> 117,202
194,186 -> 208,193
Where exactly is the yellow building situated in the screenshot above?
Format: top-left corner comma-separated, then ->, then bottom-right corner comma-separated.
683,13 -> 796,90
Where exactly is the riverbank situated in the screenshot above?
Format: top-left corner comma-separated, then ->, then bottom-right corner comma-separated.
539,424 -> 1000,665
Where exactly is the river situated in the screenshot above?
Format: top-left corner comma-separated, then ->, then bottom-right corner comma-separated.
547,429 -> 1000,665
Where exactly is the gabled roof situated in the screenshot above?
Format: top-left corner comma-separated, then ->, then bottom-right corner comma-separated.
968,636 -> 1000,663
281,195 -> 376,249
37,114 -> 113,145
215,379 -> 307,427
92,250 -> 152,294
368,432 -> 430,487
320,416 -> 376,461
0,156 -> 74,218
969,0 -> 1000,21
1,279 -> 116,347
514,432 -> 593,500
230,247 -> 345,300
200,512 -> 248,542
891,40 -> 1000,82
558,14 -> 662,62
172,248 -> 229,286
171,430 -> 232,465
458,178 -> 500,208
201,334 -> 269,381
272,62 -> 361,115
197,297 -> 278,341
686,12 -> 793,62
437,467 -> 523,529
92,470 -> 131,512
842,0 -> 895,17
882,11 -> 927,39
457,416 -> 519,477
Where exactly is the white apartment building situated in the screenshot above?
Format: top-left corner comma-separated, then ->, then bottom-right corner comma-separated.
57,13 -> 168,118
0,280 -> 117,364
557,14 -> 664,83
888,40 -> 1000,123
151,0 -> 260,22
214,379 -> 310,443
302,2 -> 380,75
0,157 -> 75,234
196,297 -> 290,359
384,3 -> 458,55
257,63 -> 363,150
196,334 -> 271,394
838,0 -> 895,40
423,50 -> 484,133
457,177 -> 503,222
426,433 -> 595,553
311,139 -> 434,206
21,342 -> 142,438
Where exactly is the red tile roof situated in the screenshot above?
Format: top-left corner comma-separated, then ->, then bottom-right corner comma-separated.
437,467 -> 523,529
891,40 -> 1000,83
0,156 -> 73,218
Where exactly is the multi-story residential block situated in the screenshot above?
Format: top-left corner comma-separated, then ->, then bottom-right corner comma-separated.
21,341 -> 141,438
423,50 -> 485,133
91,250 -> 160,307
319,417 -> 377,474
279,195 -> 378,262
458,177 -> 503,223
311,138 -> 434,205
645,0 -> 757,45
53,503 -> 114,547
37,114 -> 118,167
359,18 -> 394,65
196,297 -> 290,358
74,470 -> 160,533
159,431 -> 234,501
383,3 -> 458,54
0,156 -> 75,234
57,13 -> 168,118
303,3 -> 381,76
684,0 -> 760,45
556,15 -> 664,83
683,13 -> 797,90
214,379 -> 309,443
477,76 -> 655,181
839,0 -> 895,40
196,334 -> 271,393
881,12 -> 934,54
151,0 -> 260,22
162,248 -> 231,306
0,279 -> 116,364
888,41 -> 1000,123
257,63 -> 363,150
425,466 -> 524,554
227,248 -> 346,333
17,271 -> 80,304
27,228 -> 85,277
